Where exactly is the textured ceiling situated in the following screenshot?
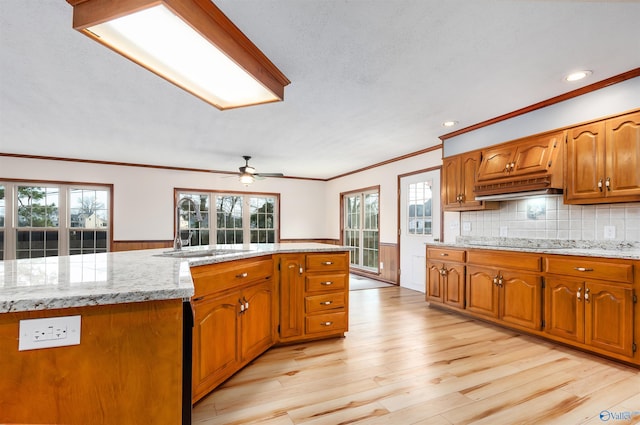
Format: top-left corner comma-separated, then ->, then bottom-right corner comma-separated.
1,1 -> 640,179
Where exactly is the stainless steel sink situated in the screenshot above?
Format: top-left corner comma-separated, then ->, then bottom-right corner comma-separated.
156,248 -> 249,258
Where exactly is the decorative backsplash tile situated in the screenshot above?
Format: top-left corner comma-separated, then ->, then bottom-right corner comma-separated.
460,197 -> 640,242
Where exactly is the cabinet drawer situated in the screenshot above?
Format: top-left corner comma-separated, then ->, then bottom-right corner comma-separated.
191,256 -> 273,298
467,250 -> 541,272
305,292 -> 346,313
306,312 -> 347,335
306,273 -> 347,292
545,257 -> 633,283
427,248 -> 465,262
306,252 -> 349,272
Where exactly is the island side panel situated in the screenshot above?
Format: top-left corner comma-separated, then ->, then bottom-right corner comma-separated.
0,299 -> 183,425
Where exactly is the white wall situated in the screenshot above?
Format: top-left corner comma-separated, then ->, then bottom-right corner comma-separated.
325,148 -> 443,244
0,156 -> 328,241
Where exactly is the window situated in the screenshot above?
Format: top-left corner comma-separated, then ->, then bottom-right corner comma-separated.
407,181 -> 433,235
0,182 -> 111,260
343,188 -> 379,271
177,191 -> 278,246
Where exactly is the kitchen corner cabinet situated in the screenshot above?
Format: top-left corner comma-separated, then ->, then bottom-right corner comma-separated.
190,256 -> 276,403
565,110 -> 640,204
544,256 -> 635,359
277,252 -> 349,343
443,151 -> 498,211
466,250 -> 543,331
426,247 -> 465,309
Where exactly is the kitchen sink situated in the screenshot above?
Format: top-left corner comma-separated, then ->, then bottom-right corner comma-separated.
156,248 -> 249,258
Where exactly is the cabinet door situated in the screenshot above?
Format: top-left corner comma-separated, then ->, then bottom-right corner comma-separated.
278,254 -> 305,339
241,280 -> 275,361
544,277 -> 584,343
585,282 -> 634,357
477,146 -> 514,181
466,266 -> 499,318
192,292 -> 240,401
442,156 -> 462,209
510,133 -> 559,178
426,261 -> 443,303
605,111 -> 640,200
443,263 -> 465,309
500,270 -> 542,330
565,122 -> 606,202
460,152 -> 482,208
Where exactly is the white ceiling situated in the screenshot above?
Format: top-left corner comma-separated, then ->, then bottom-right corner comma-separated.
1,1 -> 639,180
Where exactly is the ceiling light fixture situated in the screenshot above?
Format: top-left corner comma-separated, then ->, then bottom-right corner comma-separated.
564,70 -> 592,82
67,0 -> 290,110
239,173 -> 255,186
442,120 -> 458,127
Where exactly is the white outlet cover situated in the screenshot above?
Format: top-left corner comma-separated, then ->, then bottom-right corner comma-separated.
500,226 -> 508,237
462,222 -> 471,232
604,225 -> 616,239
19,315 -> 81,351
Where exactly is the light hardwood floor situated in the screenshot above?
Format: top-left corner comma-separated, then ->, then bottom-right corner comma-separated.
192,287 -> 640,425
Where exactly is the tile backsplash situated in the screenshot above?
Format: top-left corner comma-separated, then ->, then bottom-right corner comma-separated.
459,197 -> 640,242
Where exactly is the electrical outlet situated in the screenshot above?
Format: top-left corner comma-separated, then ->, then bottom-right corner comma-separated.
500,226 -> 508,237
380,262 -> 384,270
462,222 -> 471,232
19,315 -> 81,351
604,225 -> 616,239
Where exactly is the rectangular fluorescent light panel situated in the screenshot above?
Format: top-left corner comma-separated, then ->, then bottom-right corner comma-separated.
87,5 -> 280,109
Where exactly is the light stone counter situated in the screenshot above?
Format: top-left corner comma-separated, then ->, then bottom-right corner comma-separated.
429,237 -> 640,260
0,243 -> 348,313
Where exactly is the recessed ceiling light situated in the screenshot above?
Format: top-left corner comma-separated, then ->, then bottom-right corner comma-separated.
564,70 -> 592,82
442,121 -> 458,127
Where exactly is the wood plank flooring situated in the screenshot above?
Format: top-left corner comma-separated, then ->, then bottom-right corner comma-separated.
192,287 -> 640,425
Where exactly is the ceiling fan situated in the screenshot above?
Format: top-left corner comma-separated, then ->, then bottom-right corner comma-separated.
238,156 -> 284,185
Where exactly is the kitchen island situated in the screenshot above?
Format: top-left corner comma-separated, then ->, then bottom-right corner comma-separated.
0,243 -> 349,425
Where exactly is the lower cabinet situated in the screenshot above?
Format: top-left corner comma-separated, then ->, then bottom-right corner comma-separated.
426,247 -> 465,309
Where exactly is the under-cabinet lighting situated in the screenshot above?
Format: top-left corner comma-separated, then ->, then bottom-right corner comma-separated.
67,0 -> 290,110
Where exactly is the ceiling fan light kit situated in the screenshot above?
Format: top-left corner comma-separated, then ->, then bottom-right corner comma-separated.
66,0 -> 290,110
237,156 -> 284,185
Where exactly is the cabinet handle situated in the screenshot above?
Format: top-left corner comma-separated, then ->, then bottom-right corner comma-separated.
321,301 -> 333,305
236,272 -> 248,278
598,179 -> 603,192
288,264 -> 296,269
498,276 -> 503,287
577,288 -> 582,301
584,288 -> 590,302
321,281 -> 334,286
243,297 -> 249,311
192,296 -> 204,302
239,299 -> 245,313
299,266 -> 304,275
510,162 -> 515,170
504,164 -> 510,172
573,267 -> 593,272
321,321 -> 333,326
440,253 -> 449,256
493,276 -> 498,285
605,177 -> 611,191
322,261 -> 334,265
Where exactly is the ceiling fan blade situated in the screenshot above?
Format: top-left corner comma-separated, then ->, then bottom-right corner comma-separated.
255,173 -> 284,177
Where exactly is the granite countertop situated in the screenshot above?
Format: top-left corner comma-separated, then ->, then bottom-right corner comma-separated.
428,237 -> 640,260
0,243 -> 348,313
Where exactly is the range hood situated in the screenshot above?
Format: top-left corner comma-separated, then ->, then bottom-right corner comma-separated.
475,188 -> 562,201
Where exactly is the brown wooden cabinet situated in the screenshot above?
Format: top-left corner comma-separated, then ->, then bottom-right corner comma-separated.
466,251 -> 543,331
278,252 -> 349,343
443,151 -> 497,211
190,256 -> 276,403
565,110 -> 640,204
426,247 -> 465,309
544,256 -> 635,358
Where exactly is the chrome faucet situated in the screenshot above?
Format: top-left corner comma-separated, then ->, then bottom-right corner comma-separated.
174,197 -> 203,250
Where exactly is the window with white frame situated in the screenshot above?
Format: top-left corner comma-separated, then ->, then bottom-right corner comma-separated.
343,188 -> 379,271
407,180 -> 433,235
177,191 -> 278,246
0,182 -> 111,260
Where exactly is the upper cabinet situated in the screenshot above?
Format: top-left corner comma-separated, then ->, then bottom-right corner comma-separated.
474,131 -> 565,197
565,111 -> 640,204
443,151 -> 498,211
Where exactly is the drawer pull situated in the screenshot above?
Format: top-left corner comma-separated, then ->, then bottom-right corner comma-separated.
577,288 -> 582,301
322,261 -> 334,265
573,267 -> 593,272
321,301 -> 333,305
192,296 -> 204,302
321,321 -> 333,326
236,272 -> 248,278
440,253 -> 449,256
320,281 -> 334,286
